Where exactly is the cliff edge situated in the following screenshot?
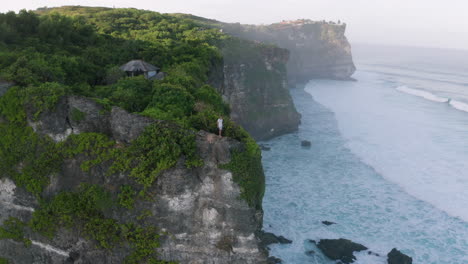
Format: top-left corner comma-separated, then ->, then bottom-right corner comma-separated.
0,89 -> 267,264
210,39 -> 301,140
221,20 -> 356,84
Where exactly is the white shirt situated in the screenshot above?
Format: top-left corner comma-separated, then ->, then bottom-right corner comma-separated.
217,118 -> 223,129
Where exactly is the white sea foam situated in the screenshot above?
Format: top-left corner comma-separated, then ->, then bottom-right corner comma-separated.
263,82 -> 468,264
396,85 -> 449,102
449,100 -> 468,112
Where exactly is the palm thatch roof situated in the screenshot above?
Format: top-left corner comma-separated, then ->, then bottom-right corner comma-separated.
119,60 -> 159,72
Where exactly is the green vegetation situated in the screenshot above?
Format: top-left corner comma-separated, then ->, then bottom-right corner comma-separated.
30,184 -> 167,263
0,86 -> 63,195
110,123 -> 202,189
0,6 -> 266,262
25,82 -> 69,120
118,185 -> 137,209
59,133 -> 116,172
220,128 -> 265,209
0,257 -> 9,264
0,7 -> 230,126
0,217 -> 31,247
70,107 -> 86,122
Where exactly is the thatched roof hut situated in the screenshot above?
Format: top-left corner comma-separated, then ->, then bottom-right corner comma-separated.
120,60 -> 160,79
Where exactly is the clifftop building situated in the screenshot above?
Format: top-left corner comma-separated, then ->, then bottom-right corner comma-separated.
119,60 -> 160,79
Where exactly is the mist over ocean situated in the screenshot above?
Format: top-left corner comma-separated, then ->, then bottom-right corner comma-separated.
261,44 -> 468,263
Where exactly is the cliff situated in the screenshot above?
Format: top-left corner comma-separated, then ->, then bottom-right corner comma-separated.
220,20 -> 356,84
0,9 -> 356,263
0,88 -> 267,263
210,39 -> 301,140
179,15 -> 355,139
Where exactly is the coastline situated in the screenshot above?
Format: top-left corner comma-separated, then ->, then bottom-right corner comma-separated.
260,76 -> 468,264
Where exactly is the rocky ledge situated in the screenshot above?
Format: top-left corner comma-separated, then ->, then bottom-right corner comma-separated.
307,238 -> 413,264
0,94 -> 268,264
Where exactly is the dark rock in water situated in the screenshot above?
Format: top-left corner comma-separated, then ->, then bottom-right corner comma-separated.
307,239 -> 316,244
259,231 -> 293,247
260,144 -> 271,151
301,140 -> 311,147
367,251 -> 380,257
322,220 -> 336,226
267,256 -> 283,264
305,250 -> 316,256
387,248 -> 412,264
316,238 -> 368,264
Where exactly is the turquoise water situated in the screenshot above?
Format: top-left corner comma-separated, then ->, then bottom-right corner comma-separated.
261,54 -> 468,263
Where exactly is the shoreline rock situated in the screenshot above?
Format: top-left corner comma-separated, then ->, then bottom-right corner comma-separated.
387,248 -> 413,264
267,256 -> 283,264
260,144 -> 271,151
258,231 -> 293,248
301,140 -> 311,147
322,221 -> 336,226
314,238 -> 368,264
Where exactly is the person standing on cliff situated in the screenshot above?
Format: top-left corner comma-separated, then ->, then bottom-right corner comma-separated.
217,117 -> 223,137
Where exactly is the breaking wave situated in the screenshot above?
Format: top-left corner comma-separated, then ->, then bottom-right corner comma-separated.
449,100 -> 468,113
396,85 -> 468,113
396,85 -> 449,102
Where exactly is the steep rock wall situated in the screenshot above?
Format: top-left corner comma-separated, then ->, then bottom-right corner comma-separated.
221,20 -> 356,84
211,40 -> 301,140
0,94 -> 267,264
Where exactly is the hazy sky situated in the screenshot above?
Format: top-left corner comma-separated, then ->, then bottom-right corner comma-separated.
2,0 -> 468,50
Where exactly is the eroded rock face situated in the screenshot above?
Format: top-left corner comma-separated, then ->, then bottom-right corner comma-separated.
0,96 -> 267,264
221,20 -> 356,85
155,131 -> 266,263
26,96 -> 111,142
208,19 -> 355,140
219,44 -> 301,140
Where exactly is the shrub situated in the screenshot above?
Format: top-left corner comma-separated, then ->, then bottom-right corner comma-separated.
148,82 -> 195,119
30,184 -> 113,238
70,107 -> 86,122
194,85 -> 229,115
0,217 -> 31,246
118,185 -> 137,209
220,132 -> 265,209
109,76 -> 153,112
60,133 -> 116,172
111,123 -> 202,189
24,82 -> 69,120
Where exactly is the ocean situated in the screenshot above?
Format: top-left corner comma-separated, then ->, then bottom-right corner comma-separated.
261,44 -> 468,264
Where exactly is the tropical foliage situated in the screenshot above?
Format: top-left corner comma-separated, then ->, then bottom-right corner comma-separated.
0,6 -> 264,263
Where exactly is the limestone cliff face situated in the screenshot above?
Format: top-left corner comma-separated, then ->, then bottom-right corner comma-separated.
211,40 -> 301,141
0,94 -> 267,264
206,18 -> 355,140
221,20 -> 356,84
